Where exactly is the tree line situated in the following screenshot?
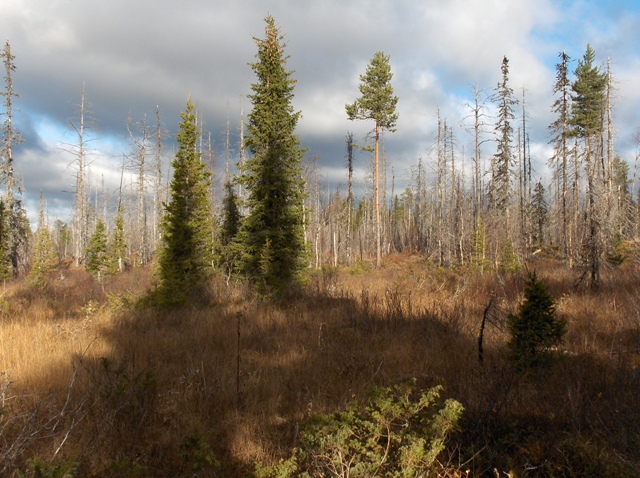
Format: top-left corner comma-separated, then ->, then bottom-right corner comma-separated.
0,19 -> 636,301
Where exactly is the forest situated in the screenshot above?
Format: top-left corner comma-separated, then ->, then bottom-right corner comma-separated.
1,15 -> 640,477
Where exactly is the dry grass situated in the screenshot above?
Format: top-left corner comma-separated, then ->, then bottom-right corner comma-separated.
1,254 -> 640,476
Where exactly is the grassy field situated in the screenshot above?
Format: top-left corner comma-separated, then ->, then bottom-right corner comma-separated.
1,254 -> 639,476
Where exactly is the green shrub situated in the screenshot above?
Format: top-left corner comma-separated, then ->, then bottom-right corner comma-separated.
255,380 -> 463,477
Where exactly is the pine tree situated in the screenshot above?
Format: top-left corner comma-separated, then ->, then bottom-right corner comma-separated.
157,99 -> 213,306
238,16 -> 307,294
346,51 -> 398,267
85,218 -> 109,281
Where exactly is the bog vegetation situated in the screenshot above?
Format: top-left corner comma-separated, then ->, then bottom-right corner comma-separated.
2,256 -> 640,477
1,15 -> 640,478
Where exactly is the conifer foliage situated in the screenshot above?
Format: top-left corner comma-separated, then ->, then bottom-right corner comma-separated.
346,51 -> 398,267
157,99 -> 213,306
238,16 -> 307,294
508,272 -> 566,368
490,56 -> 517,213
27,193 -> 57,288
85,218 -> 109,280
216,180 -> 242,279
110,204 -> 128,273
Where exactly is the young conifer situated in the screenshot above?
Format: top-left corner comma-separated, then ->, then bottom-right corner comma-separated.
217,180 -> 242,279
110,203 -> 127,273
157,99 -> 213,306
27,192 -> 57,288
508,272 -> 566,368
238,16 -> 307,294
85,218 -> 109,280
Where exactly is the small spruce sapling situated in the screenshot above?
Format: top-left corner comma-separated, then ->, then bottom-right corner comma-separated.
508,272 -> 566,368
85,218 -> 109,281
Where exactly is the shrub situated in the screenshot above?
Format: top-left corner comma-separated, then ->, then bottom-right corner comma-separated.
14,458 -> 78,478
255,380 -> 463,477
507,272 -> 566,368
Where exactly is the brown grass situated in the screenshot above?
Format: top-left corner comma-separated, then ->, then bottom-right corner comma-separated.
1,254 -> 640,476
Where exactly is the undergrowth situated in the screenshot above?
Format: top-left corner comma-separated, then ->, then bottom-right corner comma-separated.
1,255 -> 639,476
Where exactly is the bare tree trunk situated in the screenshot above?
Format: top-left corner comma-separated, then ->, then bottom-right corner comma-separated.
374,122 -> 381,267
128,115 -> 150,265
72,83 -> 88,266
436,110 -> 444,266
152,106 -> 164,252
586,136 -> 600,286
346,132 -> 354,265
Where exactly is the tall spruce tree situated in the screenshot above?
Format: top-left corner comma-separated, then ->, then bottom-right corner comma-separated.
238,16 -> 307,294
570,44 -> 606,286
157,99 -> 213,306
548,51 -> 572,260
490,56 -> 518,215
346,51 -> 398,267
1,39 -> 29,276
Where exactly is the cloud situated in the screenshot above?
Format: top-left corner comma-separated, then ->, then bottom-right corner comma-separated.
0,0 -> 638,224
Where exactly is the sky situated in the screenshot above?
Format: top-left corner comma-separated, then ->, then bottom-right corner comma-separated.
1,0 -> 639,226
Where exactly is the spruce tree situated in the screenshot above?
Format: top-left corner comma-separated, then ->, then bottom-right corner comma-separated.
508,272 -> 566,368
27,192 -> 57,288
346,51 -> 398,267
548,51 -> 572,260
110,203 -> 127,273
570,45 -> 607,286
157,99 -> 213,306
217,180 -> 242,279
85,218 -> 109,281
490,56 -> 518,214
531,181 -> 548,248
1,39 -> 29,276
238,16 -> 307,294
28,226 -> 56,288
220,180 -> 241,246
